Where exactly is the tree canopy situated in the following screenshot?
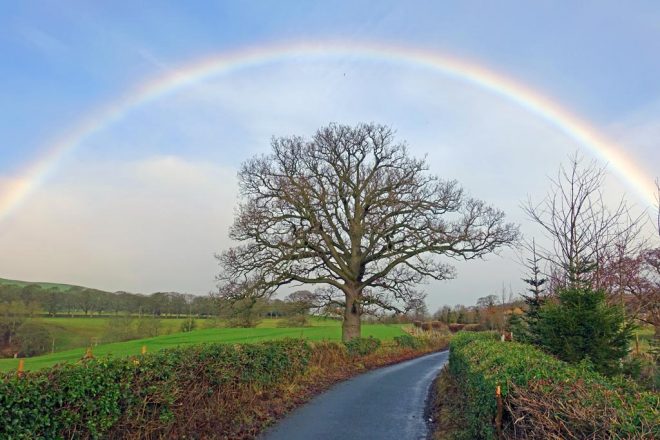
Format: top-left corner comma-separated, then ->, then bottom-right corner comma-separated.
217,123 -> 519,340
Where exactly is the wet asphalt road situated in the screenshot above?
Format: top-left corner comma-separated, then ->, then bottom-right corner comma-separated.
261,350 -> 448,440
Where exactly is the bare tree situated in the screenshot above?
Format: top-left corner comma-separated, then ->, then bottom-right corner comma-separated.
523,153 -> 644,290
216,123 -> 519,341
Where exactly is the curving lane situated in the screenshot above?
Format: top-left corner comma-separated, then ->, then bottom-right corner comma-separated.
261,350 -> 448,440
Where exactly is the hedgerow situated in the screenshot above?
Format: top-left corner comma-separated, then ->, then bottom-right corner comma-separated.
0,334 -> 447,439
0,339 -> 311,439
394,334 -> 422,349
344,336 -> 381,357
448,332 -> 659,439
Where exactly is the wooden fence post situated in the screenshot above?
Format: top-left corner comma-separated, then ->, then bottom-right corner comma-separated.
495,384 -> 503,440
17,359 -> 24,378
141,345 -> 147,354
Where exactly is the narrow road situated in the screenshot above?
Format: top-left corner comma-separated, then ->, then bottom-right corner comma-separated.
261,350 -> 448,440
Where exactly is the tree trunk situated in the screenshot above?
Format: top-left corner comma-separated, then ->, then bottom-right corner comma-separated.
342,294 -> 361,342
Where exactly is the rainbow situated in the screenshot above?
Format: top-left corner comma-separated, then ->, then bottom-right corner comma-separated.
0,41 -> 656,223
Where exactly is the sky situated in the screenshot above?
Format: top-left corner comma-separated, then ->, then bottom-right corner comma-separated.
0,1 -> 659,311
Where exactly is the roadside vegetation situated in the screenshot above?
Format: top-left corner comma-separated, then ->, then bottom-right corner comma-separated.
0,320 -> 406,372
439,332 -> 658,439
429,159 -> 659,438
0,333 -> 448,439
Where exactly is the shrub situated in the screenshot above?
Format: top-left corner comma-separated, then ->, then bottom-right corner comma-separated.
431,321 -> 443,330
0,339 -> 311,439
344,336 -> 381,357
394,334 -> 423,349
448,332 -> 658,439
103,315 -> 136,342
448,323 -> 465,333
15,322 -> 51,357
277,314 -> 310,327
462,323 -> 482,332
535,287 -> 632,376
421,322 -> 432,331
180,317 -> 196,332
136,317 -> 161,337
413,321 -> 422,328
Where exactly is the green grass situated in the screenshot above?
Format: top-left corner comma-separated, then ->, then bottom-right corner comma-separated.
0,322 -> 405,372
34,317 -> 191,352
0,277 -> 90,292
632,325 -> 655,354
14,316 -> 343,354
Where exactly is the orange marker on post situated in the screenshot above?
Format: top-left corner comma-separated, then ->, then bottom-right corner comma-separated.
17,359 -> 25,378
141,345 -> 147,354
495,385 -> 503,439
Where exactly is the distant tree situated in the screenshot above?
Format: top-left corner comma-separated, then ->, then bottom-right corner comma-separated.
476,295 -> 498,309
434,305 -> 454,324
76,288 -> 96,315
536,286 -> 632,376
15,322 -> 51,357
217,123 -> 519,341
455,305 -> 469,324
20,284 -> 42,307
222,298 -> 265,328
42,288 -> 62,316
0,301 -> 28,345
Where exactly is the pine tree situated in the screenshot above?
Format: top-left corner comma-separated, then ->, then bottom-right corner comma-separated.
520,240 -> 547,343
536,286 -> 632,376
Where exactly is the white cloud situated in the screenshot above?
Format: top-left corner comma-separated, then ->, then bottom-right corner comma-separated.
2,58 -> 656,310
0,156 -> 237,295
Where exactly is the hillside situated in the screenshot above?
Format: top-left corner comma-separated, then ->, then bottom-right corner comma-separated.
0,277 -> 98,293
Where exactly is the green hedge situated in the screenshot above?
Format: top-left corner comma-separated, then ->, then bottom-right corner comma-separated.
448,332 -> 659,439
344,336 -> 381,357
393,334 -> 423,349
0,339 -> 310,439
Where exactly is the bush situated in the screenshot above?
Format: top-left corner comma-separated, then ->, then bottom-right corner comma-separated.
277,315 -> 310,328
394,334 -> 423,349
413,321 -> 422,328
15,322 -> 51,357
103,315 -> 137,342
0,339 -> 311,439
421,322 -> 432,331
180,318 -> 196,332
136,317 -> 161,338
344,336 -> 381,357
462,323 -> 482,332
448,332 -> 658,439
448,323 -> 465,333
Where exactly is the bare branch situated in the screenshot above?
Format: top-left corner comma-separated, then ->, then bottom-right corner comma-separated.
217,123 -> 519,340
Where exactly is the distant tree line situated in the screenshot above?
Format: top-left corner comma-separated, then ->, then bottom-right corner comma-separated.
0,284 -> 216,318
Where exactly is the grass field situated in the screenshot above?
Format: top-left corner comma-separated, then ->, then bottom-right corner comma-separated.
0,277 -> 88,292
633,325 -> 656,354
0,320 -> 406,372
35,317 -> 191,352
30,316 -> 347,352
